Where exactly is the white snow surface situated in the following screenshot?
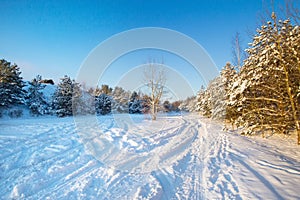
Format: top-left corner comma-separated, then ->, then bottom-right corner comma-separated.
0,114 -> 299,199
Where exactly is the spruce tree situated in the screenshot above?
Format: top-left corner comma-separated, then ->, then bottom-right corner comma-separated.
220,63 -> 237,128
26,75 -> 48,116
0,59 -> 25,110
128,91 -> 142,114
95,93 -> 112,115
231,14 -> 300,142
52,76 -> 81,117
196,85 -> 212,117
111,86 -> 130,113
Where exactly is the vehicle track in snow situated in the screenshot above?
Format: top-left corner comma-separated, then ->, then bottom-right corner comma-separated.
1,114 -> 300,199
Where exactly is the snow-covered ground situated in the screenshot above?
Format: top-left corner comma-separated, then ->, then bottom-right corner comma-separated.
0,114 -> 299,199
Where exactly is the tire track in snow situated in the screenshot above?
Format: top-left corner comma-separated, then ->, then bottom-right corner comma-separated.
5,114 -> 299,199
150,117 -> 203,199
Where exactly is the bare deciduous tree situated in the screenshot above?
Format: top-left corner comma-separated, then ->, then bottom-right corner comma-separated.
284,0 -> 300,25
231,32 -> 244,69
144,60 -> 166,120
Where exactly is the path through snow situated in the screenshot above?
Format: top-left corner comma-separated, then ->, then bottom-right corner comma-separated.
0,114 -> 299,199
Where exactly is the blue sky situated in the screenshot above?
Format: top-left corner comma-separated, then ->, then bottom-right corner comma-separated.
0,0 -> 289,98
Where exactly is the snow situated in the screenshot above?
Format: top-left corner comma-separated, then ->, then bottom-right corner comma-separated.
42,84 -> 56,102
0,114 -> 299,199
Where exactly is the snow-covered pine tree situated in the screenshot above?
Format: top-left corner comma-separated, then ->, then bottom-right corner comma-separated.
208,76 -> 226,120
196,76 -> 225,119
220,62 -> 237,128
94,84 -> 112,96
111,86 -> 130,113
0,59 -> 25,111
129,91 -> 142,114
195,85 -> 205,113
232,13 -> 300,141
26,75 -> 48,116
179,96 -> 196,112
95,93 -> 112,115
52,75 -> 81,117
196,85 -> 212,117
195,63 -> 237,124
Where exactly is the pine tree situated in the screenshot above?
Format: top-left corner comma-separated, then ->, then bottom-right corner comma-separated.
141,94 -> 151,114
95,93 -> 112,115
231,14 -> 300,142
196,85 -> 212,117
220,63 -> 238,128
94,84 -> 112,96
111,86 -> 130,113
26,75 -> 48,116
52,76 -> 81,117
129,91 -> 142,114
163,100 -> 172,112
195,85 -> 205,112
195,62 -> 238,129
179,96 -> 196,112
208,76 -> 226,120
0,59 -> 25,110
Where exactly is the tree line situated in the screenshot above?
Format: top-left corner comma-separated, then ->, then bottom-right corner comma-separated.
0,61 -> 182,118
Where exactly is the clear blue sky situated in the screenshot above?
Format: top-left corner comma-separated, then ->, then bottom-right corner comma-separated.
0,0 -> 289,98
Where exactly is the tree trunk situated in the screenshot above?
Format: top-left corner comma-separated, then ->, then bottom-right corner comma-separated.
276,36 -> 300,144
151,102 -> 157,120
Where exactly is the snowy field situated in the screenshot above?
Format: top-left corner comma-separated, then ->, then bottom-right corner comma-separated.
1,114 -> 300,199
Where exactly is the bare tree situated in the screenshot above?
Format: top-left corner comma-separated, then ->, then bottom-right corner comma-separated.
231,32 -> 244,69
260,0 -> 299,25
283,0 -> 300,25
144,60 -> 166,120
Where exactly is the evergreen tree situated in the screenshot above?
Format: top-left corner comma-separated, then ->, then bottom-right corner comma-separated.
129,91 -> 142,114
0,59 -> 25,110
163,100 -> 172,112
196,77 -> 226,119
196,87 -> 212,117
180,96 -> 197,112
141,94 -> 151,114
195,85 -> 206,113
94,84 -> 112,96
196,63 -> 236,121
220,63 -> 237,127
208,76 -> 226,120
111,86 -> 130,113
230,14 -> 300,142
52,76 -> 81,117
95,93 -> 112,115
26,75 -> 48,116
